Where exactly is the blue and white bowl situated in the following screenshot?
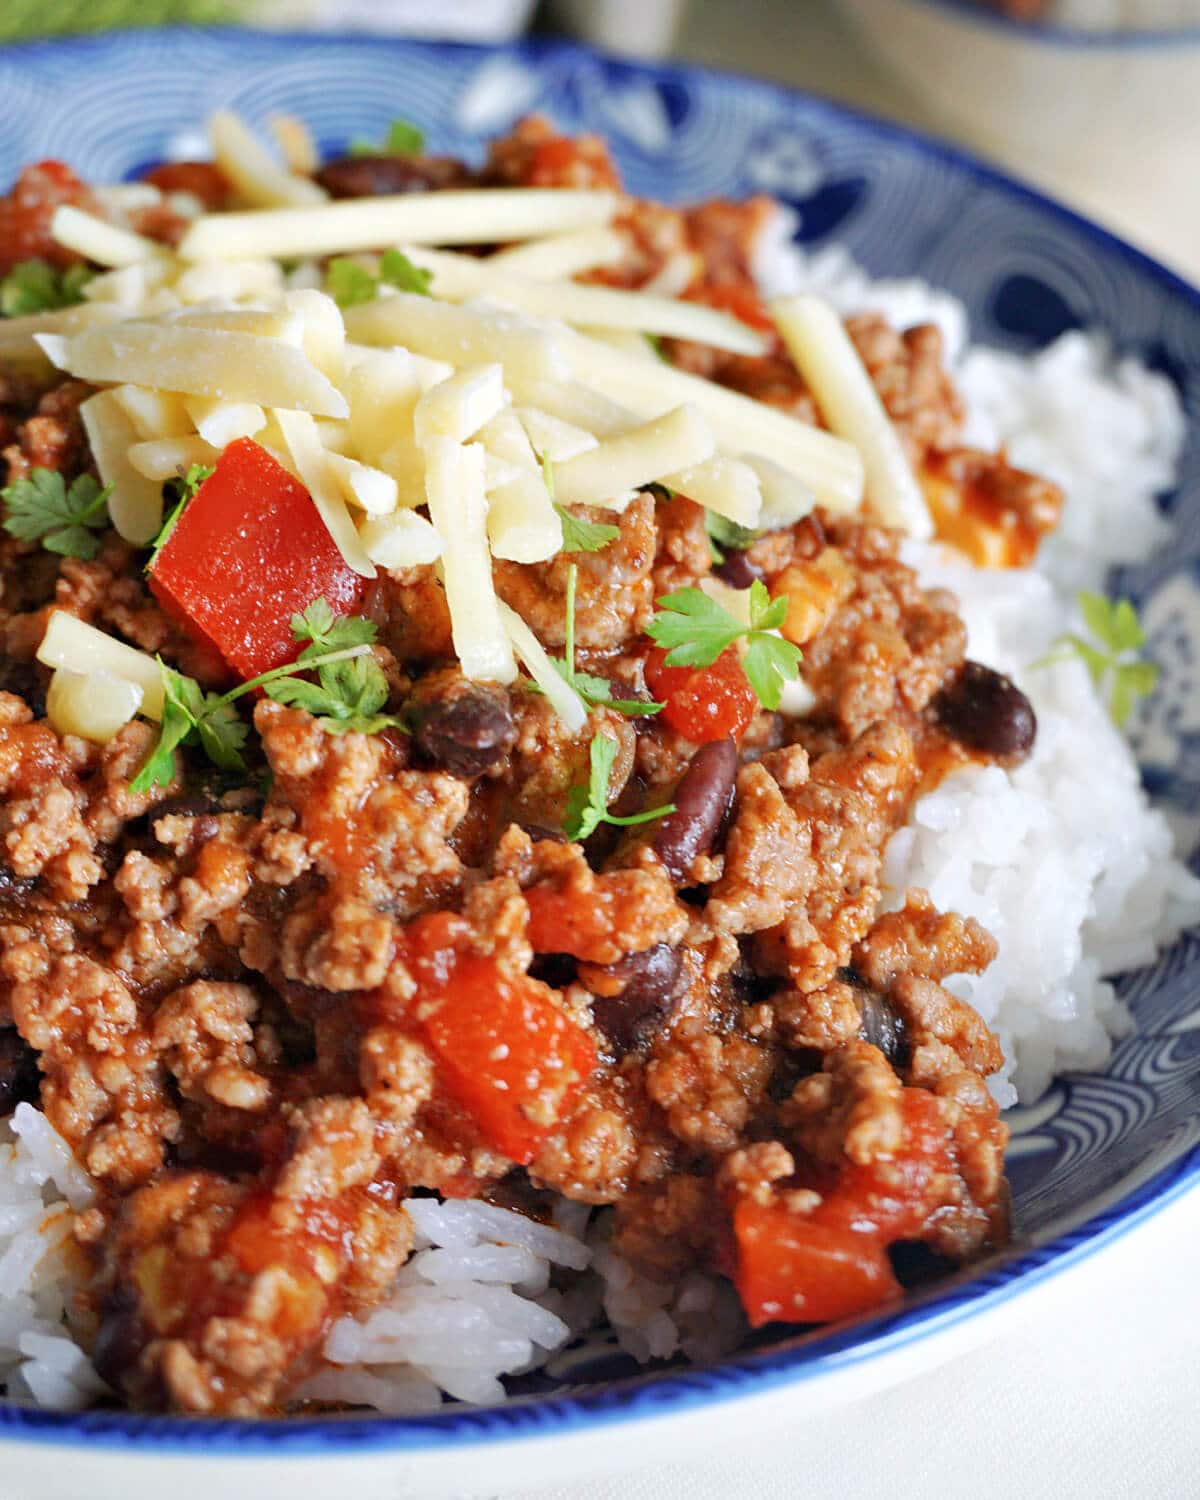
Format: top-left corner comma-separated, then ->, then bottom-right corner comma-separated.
0,27 -> 1198,1499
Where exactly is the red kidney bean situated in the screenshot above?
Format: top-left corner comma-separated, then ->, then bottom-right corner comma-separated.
934,660 -> 1036,763
413,678 -> 517,779
315,154 -> 470,199
653,736 -> 739,883
586,943 -> 683,1055
714,549 -> 765,590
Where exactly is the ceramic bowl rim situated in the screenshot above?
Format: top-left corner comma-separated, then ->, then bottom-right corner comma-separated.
902,0 -> 1200,47
0,24 -> 1196,1460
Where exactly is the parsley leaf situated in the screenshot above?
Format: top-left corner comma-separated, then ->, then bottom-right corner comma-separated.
325,258 -> 377,309
146,463 -> 213,573
704,510 -> 759,565
325,249 -> 432,309
1,258 -> 93,318
130,602 -> 404,792
563,732 -> 675,841
1033,591 -> 1158,726
538,451 -> 620,556
380,248 -> 433,296
2,468 -> 112,559
646,579 -> 801,712
349,118 -> 426,157
542,563 -> 663,718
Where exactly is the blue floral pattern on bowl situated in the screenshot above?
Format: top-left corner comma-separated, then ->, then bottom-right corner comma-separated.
0,26 -> 1196,1455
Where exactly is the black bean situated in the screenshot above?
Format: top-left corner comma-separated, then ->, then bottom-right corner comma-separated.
933,660 -> 1037,763
588,943 -> 683,1055
413,680 -> 517,779
653,737 -> 739,883
519,823 -> 567,845
315,154 -> 469,199
91,1287 -> 147,1396
856,989 -> 910,1068
0,1029 -> 38,1117
714,549 -> 765,590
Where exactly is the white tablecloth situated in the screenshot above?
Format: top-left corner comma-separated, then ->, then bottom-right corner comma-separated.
509,1185 -> 1200,1500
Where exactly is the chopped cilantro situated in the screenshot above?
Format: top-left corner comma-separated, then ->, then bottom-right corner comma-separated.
704,509 -> 759,565
324,249 -> 432,309
563,732 -> 675,841
646,579 -> 802,712
1,468 -> 112,559
1,258 -> 93,318
348,118 -> 426,158
130,599 -> 405,793
145,463 -> 213,573
542,451 -> 620,554
1034,591 -> 1158,726
545,564 -> 663,717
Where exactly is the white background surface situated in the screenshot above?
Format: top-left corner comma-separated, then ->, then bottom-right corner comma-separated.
509,1187 -> 1200,1500
509,6 -> 1200,1497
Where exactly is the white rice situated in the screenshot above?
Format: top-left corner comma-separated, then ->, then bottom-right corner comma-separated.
5,230 -> 1199,1413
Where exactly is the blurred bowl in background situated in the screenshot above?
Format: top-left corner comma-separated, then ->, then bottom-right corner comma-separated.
834,0 -> 1200,276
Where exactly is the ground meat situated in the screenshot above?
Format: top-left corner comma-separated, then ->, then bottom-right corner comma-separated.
0,123 -> 1031,1415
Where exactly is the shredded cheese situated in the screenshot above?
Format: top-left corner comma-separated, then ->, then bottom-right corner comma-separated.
413,364 -> 507,447
47,668 -> 143,744
661,455 -> 762,527
345,294 -> 568,389
556,330 -> 864,513
128,435 -> 221,482
268,113 -> 320,177
273,409 -> 376,578
553,404 -> 715,510
743,453 -> 817,529
80,391 -> 165,544
42,321 -> 348,418
498,601 -> 587,734
488,226 -> 628,280
771,294 -> 932,539
478,409 -> 562,563
172,259 -> 285,307
403,247 -> 769,356
36,612 -> 164,720
514,406 -> 598,463
326,452 -> 399,517
345,349 -> 422,466
112,385 -> 192,440
284,288 -> 346,386
421,437 -> 515,683
360,509 -> 443,569
180,189 -> 618,262
184,395 -> 266,447
50,206 -> 165,269
208,108 -> 328,209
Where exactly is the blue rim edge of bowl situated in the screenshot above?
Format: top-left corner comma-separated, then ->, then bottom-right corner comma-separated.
0,25 -> 1195,1457
907,0 -> 1200,46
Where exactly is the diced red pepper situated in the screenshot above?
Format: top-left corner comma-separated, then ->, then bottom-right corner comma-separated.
149,438 -> 366,680
0,161 -> 91,272
404,912 -> 596,1165
733,1090 -> 956,1328
645,644 -> 757,743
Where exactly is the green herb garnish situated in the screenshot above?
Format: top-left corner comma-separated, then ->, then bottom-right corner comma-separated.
1,259 -> 93,318
145,463 -> 214,573
563,731 -> 675,841
130,599 -> 405,793
348,118 -> 426,158
1034,591 -> 1158,726
542,452 -> 620,554
646,579 -> 802,711
545,564 -> 663,718
704,510 -> 759,566
1,468 -> 112,559
324,248 -> 433,309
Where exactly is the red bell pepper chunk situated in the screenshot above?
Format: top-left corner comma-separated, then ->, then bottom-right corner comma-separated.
149,438 -> 366,680
733,1199 -> 901,1327
644,644 -> 757,743
733,1090 -> 957,1328
406,913 -> 596,1165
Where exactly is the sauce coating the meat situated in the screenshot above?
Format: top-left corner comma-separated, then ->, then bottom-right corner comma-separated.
0,116 -> 1052,1415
